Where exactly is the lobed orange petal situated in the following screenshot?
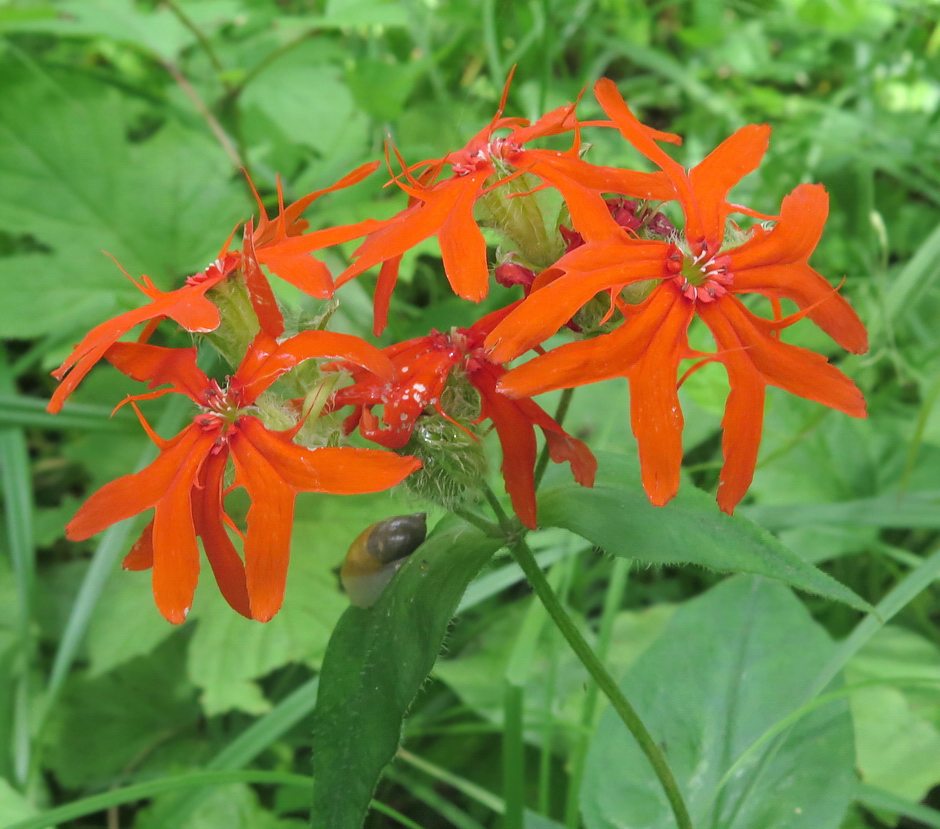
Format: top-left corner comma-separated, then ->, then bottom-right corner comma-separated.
104,342 -> 208,403
477,382 -> 540,528
47,265 -> 231,413
700,298 -> 867,417
235,416 -> 421,495
497,286 -> 686,397
509,103 -> 579,144
594,79 -> 693,206
250,161 -> 381,248
149,431 -> 212,624
255,219 -> 386,300
373,256 -> 403,335
522,159 -> 623,242
472,360 -> 591,528
336,174 -> 488,288
730,184 -> 868,354
625,295 -> 695,507
275,161 -> 381,236
235,330 -> 396,404
715,356 -> 766,514
687,124 -> 770,243
733,261 -> 868,354
694,306 -> 767,513
543,428 -> 598,488
733,183 -> 827,267
66,424 -> 212,541
191,447 -> 252,619
229,429 -> 296,622
438,178 -> 491,301
524,151 -> 678,209
229,418 -> 420,619
486,248 -> 668,363
242,219 -> 285,337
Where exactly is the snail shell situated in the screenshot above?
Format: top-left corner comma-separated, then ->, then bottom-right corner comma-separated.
341,513 -> 427,607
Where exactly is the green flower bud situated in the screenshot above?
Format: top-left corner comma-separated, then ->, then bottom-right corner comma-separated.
400,415 -> 488,510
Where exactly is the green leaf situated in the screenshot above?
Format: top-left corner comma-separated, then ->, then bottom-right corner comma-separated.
742,491 -> 940,530
855,783 -> 940,829
538,451 -> 872,613
44,633 -> 202,788
0,391 -> 137,432
581,576 -> 856,829
0,0 -> 227,60
0,71 -> 247,338
240,43 -> 369,160
85,568 -> 178,677
847,626 -> 940,801
310,518 -> 504,829
0,779 -> 37,825
849,683 -> 940,804
435,599 -> 674,738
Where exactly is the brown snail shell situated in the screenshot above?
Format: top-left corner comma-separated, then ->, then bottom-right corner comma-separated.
340,513 -> 427,607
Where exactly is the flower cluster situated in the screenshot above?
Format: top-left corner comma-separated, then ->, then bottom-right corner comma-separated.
51,75 -> 866,621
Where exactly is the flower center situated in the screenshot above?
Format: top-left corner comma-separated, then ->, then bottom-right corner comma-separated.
665,246 -> 734,303
194,379 -> 246,447
450,137 -> 521,177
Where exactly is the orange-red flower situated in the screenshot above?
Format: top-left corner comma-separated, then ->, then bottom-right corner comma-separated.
486,79 -> 868,514
327,307 -> 596,529
240,162 -> 385,336
334,81 -> 678,334
47,253 -> 240,414
48,163 -> 383,413
66,331 -> 420,623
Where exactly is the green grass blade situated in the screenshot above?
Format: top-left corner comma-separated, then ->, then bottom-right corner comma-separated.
811,543 -> 940,697
502,681 -> 526,829
0,348 -> 35,785
4,770 -> 313,829
0,393 -> 135,431
855,782 -> 940,829
41,395 -> 191,719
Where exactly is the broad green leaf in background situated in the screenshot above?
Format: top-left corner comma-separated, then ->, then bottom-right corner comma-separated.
0,779 -> 37,825
849,685 -> 940,805
239,43 -> 370,169
0,71 -> 248,339
538,452 -> 873,613
846,625 -> 940,802
323,0 -> 409,27
85,568 -> 178,678
0,0 -> 240,61
43,634 -> 202,788
435,599 -> 675,739
581,576 -> 856,829
310,517 -> 504,829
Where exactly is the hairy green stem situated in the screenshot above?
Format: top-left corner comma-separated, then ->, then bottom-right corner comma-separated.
482,484 -> 514,532
452,507 -> 504,538
507,536 -> 693,829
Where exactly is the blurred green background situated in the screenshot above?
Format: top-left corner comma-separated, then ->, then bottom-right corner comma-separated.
3,0 -> 940,827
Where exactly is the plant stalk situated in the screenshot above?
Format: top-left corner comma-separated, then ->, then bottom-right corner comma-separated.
507,536 -> 693,829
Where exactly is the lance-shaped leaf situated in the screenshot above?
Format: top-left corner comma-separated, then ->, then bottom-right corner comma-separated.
538,452 -> 872,613
310,518 -> 504,829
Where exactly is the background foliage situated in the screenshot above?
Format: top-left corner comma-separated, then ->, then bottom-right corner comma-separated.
2,0 -> 940,827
